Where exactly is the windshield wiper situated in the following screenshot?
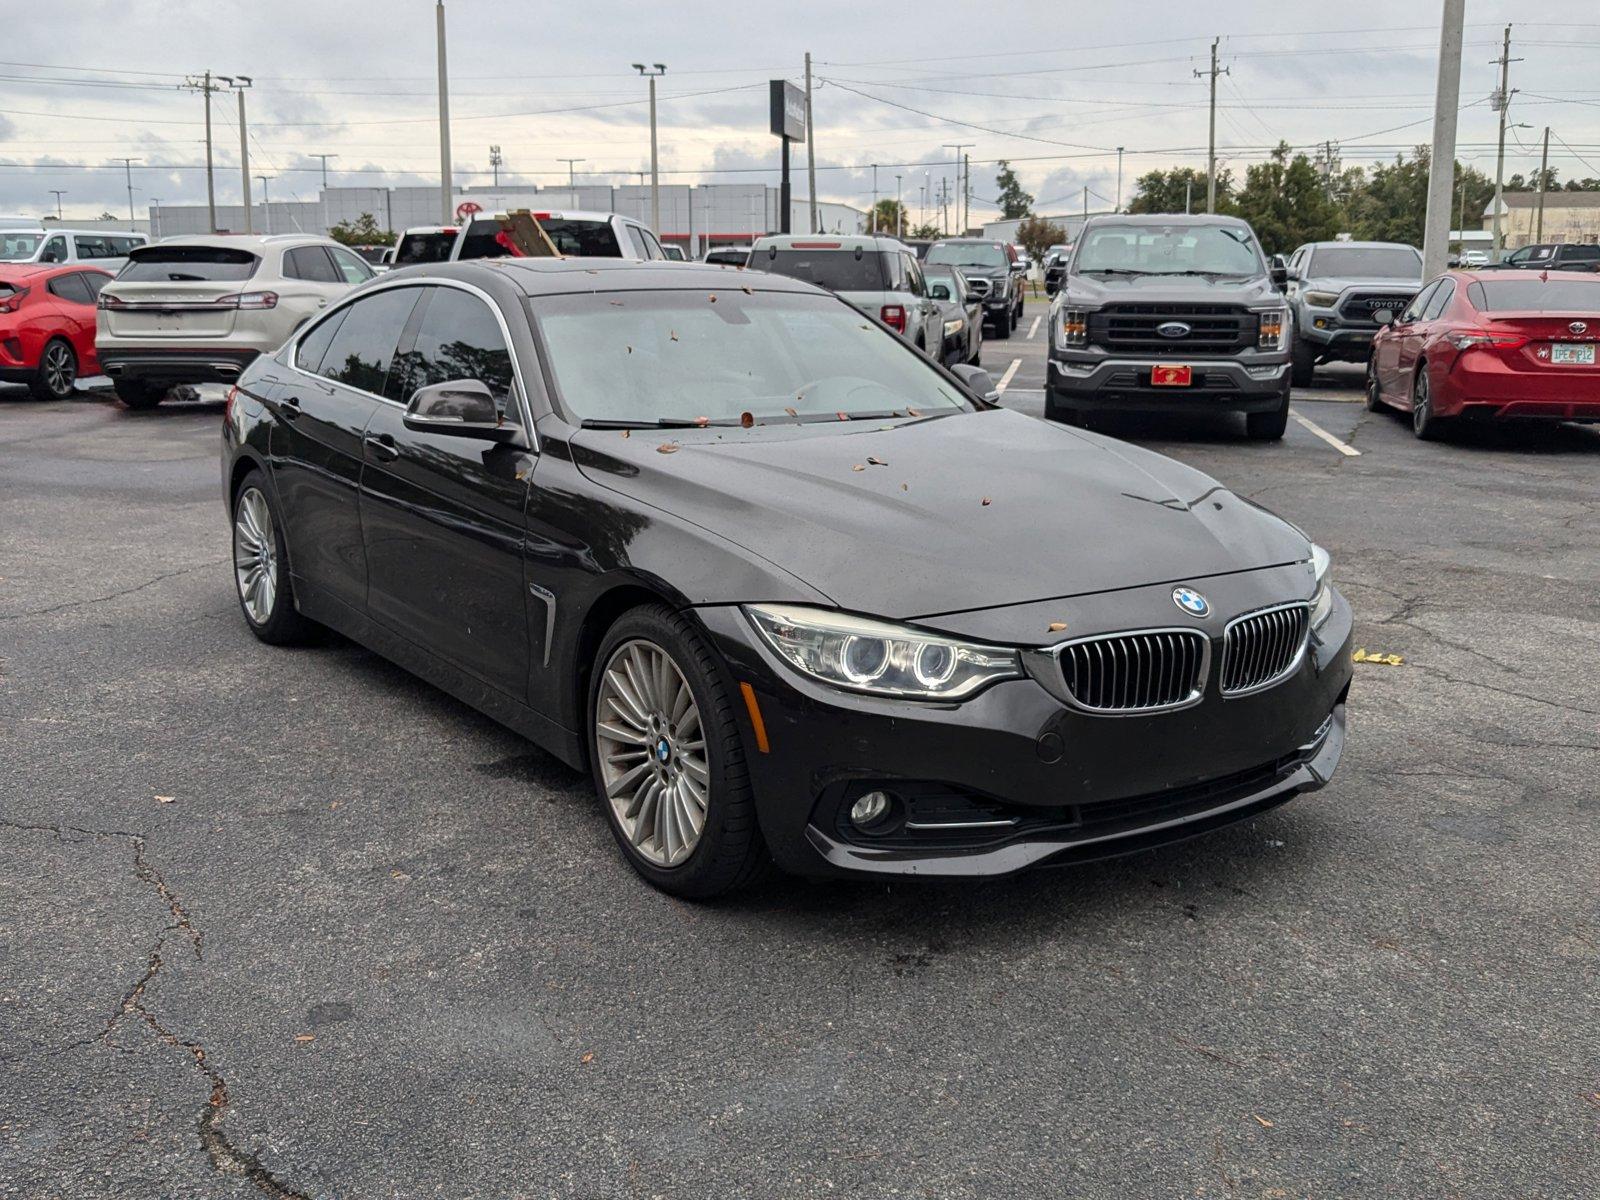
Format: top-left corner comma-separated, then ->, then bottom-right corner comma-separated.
1079,268 -> 1147,276
579,417 -> 742,429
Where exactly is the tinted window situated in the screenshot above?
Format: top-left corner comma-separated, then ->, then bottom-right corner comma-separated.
295,307 -> 349,374
1400,282 -> 1437,323
752,248 -> 887,291
1421,280 -> 1454,320
1507,245 -> 1553,264
284,246 -> 340,283
40,236 -> 68,263
1561,244 -> 1600,261
1467,278 -> 1600,312
80,272 -> 111,298
395,288 -> 516,418
454,220 -> 510,261
109,236 -> 142,256
395,230 -> 457,265
317,288 -> 420,395
327,245 -> 374,283
636,227 -> 666,260
48,273 -> 94,304
121,246 -> 258,282
1307,246 -> 1421,278
73,235 -> 114,260
540,219 -> 622,257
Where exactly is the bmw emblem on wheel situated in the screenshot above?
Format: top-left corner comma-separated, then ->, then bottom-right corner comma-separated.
1172,587 -> 1210,617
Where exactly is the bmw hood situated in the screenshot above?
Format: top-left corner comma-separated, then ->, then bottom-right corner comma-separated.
569,407 -> 1310,622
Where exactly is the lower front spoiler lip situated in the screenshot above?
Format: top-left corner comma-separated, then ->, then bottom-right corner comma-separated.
802,704 -> 1346,879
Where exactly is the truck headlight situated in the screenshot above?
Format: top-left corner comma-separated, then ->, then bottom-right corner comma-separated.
943,318 -> 965,336
1057,308 -> 1088,348
1303,290 -> 1340,308
1258,309 -> 1289,350
1309,544 -> 1333,630
745,604 -> 1021,700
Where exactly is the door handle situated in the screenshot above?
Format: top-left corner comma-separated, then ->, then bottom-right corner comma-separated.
363,432 -> 398,462
276,396 -> 302,420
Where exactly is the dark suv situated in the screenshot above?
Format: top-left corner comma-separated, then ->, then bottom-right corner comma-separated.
925,239 -> 1023,338
1487,242 -> 1600,273
1045,214 -> 1293,439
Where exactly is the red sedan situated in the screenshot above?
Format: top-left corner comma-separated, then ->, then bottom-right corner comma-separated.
0,263 -> 112,400
1367,269 -> 1600,438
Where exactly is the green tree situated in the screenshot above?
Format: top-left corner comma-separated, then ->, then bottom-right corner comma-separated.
994,161 -> 1033,219
328,211 -> 396,247
1014,214 -> 1067,261
864,199 -> 908,235
1344,148 -> 1433,245
1127,166 -> 1229,215
905,221 -> 942,240
1231,141 -> 1339,255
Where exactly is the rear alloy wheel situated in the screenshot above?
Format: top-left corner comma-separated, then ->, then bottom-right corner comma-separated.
589,605 -> 769,898
30,339 -> 77,401
1246,385 -> 1291,440
1364,358 -> 1387,412
113,378 -> 163,410
232,473 -> 316,644
1411,367 -> 1445,440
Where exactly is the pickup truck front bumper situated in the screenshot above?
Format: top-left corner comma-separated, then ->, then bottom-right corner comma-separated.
1047,354 -> 1290,415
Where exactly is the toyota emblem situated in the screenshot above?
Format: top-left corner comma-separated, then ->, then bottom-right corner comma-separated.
1569,320 -> 1588,335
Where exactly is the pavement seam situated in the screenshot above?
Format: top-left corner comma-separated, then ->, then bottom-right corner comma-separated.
0,558 -> 228,624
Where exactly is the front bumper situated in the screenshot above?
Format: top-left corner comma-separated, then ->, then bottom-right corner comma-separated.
1297,317 -> 1380,355
1048,353 -> 1289,414
696,575 -> 1353,880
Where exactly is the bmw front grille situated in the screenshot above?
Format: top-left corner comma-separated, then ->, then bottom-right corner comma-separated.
1220,602 -> 1311,697
1043,629 -> 1210,714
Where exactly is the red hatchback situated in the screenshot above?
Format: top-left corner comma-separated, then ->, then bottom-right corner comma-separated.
0,263 -> 112,400
1367,269 -> 1600,438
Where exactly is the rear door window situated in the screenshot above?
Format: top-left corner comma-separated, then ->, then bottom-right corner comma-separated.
40,235 -> 68,264
284,246 -> 341,283
73,235 -> 115,260
1421,280 -> 1454,320
295,308 -> 349,374
120,246 -> 259,282
754,248 -> 887,291
48,273 -> 95,304
316,287 -> 422,396
327,245 -> 375,283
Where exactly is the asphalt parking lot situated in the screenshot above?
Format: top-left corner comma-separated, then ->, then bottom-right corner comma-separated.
3,325 -> 1598,1198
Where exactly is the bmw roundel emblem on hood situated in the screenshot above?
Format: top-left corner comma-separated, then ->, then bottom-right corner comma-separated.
1172,587 -> 1210,617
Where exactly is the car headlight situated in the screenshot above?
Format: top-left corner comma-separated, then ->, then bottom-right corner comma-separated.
1309,543 -> 1333,630
745,604 -> 1021,700
1303,290 -> 1340,308
943,318 -> 965,336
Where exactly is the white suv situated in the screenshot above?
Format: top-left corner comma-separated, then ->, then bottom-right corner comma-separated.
96,234 -> 374,408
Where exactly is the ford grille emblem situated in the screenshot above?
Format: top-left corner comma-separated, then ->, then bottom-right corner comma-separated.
1569,320 -> 1588,335
1172,587 -> 1210,618
1156,321 -> 1191,339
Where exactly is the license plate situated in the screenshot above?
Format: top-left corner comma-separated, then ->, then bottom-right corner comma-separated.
1550,343 -> 1595,364
1151,365 -> 1192,387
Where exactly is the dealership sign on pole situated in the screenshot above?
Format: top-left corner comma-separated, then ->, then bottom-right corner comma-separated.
770,80 -> 806,235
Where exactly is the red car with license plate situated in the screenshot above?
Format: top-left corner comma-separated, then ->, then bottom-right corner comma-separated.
1367,269 -> 1600,438
0,263 -> 112,400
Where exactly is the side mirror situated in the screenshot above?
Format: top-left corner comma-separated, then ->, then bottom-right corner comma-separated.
1373,309 -> 1396,327
1045,281 -> 1060,296
1269,255 -> 1289,290
929,283 -> 951,301
951,363 -> 1000,404
404,379 -> 516,442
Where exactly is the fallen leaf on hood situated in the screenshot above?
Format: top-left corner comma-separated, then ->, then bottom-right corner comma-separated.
693,415 -> 710,427
906,407 -> 921,417
1048,622 -> 1067,632
836,411 -> 850,421
295,1034 -> 316,1044
1252,1114 -> 1275,1129
620,430 -> 630,438
625,345 -> 633,354
155,795 -> 176,804
740,411 -> 754,428
608,299 -> 625,306
708,293 -> 718,303
851,464 -> 866,472
670,330 -> 679,341
901,482 -> 909,491
657,442 -> 680,454
741,285 -> 753,295
867,455 -> 887,466
784,406 -> 798,417
981,496 -> 992,506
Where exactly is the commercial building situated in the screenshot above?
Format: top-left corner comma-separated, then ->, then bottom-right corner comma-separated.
147,183 -> 865,256
1481,191 -> 1600,248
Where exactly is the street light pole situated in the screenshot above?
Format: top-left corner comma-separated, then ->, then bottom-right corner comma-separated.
1422,0 -> 1465,279
1115,146 -> 1125,212
221,77 -> 253,234
489,144 -> 502,188
558,158 -> 585,193
114,158 -> 140,226
257,175 -> 273,234
895,174 -> 902,238
310,153 -> 337,189
49,190 -> 66,219
182,73 -> 220,233
632,63 -> 666,233
436,0 -> 453,224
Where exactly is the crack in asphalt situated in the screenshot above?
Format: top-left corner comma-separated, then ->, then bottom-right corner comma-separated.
0,559 -> 228,623
0,819 -> 312,1199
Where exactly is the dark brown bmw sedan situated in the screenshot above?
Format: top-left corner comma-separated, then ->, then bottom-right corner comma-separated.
221,258 -> 1352,898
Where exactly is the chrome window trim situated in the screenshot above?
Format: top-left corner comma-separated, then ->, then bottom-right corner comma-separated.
1023,626 -> 1211,718
282,275 -> 538,451
1219,600 -> 1312,699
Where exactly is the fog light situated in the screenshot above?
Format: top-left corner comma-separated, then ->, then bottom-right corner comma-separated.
850,791 -> 892,829
1314,318 -> 1328,329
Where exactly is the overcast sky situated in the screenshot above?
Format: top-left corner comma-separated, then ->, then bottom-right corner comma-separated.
5,0 -> 1600,224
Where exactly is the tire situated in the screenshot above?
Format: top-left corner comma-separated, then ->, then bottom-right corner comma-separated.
231,471 -> 317,645
114,378 -> 163,410
1246,386 -> 1291,440
1290,337 -> 1316,388
29,338 -> 77,400
990,315 -> 1011,340
1364,358 -> 1387,412
1411,365 -> 1446,441
588,603 -> 771,899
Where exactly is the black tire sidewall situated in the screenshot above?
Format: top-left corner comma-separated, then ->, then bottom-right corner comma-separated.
34,339 -> 77,399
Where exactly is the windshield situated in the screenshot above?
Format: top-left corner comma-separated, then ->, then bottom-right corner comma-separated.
532,290 -> 973,425
1468,279 -> 1600,312
1076,224 -> 1263,276
926,242 -> 1008,269
1,231 -> 45,260
119,246 -> 258,282
1308,246 -> 1421,278
395,230 -> 457,265
751,249 -> 886,292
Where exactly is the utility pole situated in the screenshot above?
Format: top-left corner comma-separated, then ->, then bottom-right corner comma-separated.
183,72 -> 220,232
48,190 -> 66,219
1422,0 -> 1465,279
1185,177 -> 1193,214
895,174 -> 903,238
1194,37 -> 1229,213
114,158 -> 139,226
310,153 -> 337,189
436,0 -> 453,223
1082,185 -> 1088,220
151,198 -> 161,238
1535,125 -> 1550,242
221,77 -> 253,234
804,52 -> 818,234
943,144 -> 972,232
962,151 -> 970,233
489,145 -> 502,188
870,164 -> 879,233
632,63 -> 666,232
257,176 -> 273,234
1489,24 -> 1521,263
1115,146 -> 1124,212
558,158 -> 585,191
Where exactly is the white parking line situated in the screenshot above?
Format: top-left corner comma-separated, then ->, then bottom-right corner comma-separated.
1026,315 -> 1041,340
996,358 -> 1022,393
1290,407 -> 1361,457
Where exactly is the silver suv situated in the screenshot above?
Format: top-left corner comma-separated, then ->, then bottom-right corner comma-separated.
1285,241 -> 1421,386
745,233 -> 943,357
96,234 -> 374,408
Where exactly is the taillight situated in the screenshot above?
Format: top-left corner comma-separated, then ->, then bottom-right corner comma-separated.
1447,329 -> 1528,351
215,291 -> 278,309
0,287 -> 29,314
97,292 -> 127,310
224,385 -> 239,423
880,304 -> 906,333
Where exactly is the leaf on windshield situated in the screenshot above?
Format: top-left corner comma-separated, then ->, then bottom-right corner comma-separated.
867,456 -> 887,466
693,416 -> 710,427
626,346 -> 633,354
981,496 -> 992,506
740,411 -> 754,429
608,299 -> 625,306
708,293 -> 717,303
784,406 -> 797,417
620,430 -> 630,438
906,408 -> 921,417
836,412 -> 849,421
852,464 -> 865,472
901,482 -> 908,491
741,285 -> 753,295
670,330 -> 679,342
657,442 -> 680,454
